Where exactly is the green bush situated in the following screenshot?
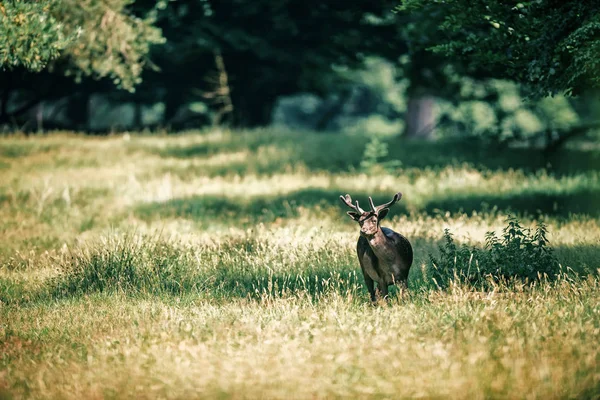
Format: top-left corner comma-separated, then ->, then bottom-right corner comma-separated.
429,216 -> 560,289
359,136 -> 401,173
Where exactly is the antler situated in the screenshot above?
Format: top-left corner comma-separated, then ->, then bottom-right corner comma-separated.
339,194 -> 365,214
368,192 -> 402,214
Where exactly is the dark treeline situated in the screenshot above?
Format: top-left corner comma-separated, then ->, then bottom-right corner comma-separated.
1,0 -> 600,136
1,0 -> 408,132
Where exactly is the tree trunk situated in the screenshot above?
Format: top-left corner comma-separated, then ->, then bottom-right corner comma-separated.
206,51 -> 233,126
405,94 -> 435,139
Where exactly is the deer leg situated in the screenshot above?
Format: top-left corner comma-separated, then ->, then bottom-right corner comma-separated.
363,273 -> 376,302
377,283 -> 389,300
357,241 -> 378,303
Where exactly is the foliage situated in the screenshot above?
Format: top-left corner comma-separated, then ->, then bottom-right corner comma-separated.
54,0 -> 164,91
360,135 -> 402,173
0,0 -> 163,91
141,0 -> 404,125
429,216 -> 561,289
396,0 -> 600,97
436,78 -> 584,146
0,0 -> 73,71
0,0 -> 410,127
3,0 -> 600,132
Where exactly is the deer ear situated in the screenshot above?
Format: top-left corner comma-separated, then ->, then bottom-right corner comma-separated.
378,208 -> 390,220
346,211 -> 360,221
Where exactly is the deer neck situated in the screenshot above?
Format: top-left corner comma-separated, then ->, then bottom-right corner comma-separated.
367,228 -> 395,262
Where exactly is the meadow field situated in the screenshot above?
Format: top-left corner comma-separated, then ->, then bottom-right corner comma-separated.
0,129 -> 599,399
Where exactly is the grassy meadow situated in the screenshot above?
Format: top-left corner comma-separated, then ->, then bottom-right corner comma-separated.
0,128 -> 599,399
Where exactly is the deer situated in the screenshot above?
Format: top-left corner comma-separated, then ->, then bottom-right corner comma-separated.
340,192 -> 413,302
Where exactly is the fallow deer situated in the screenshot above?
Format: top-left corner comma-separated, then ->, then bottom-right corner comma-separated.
340,192 -> 413,302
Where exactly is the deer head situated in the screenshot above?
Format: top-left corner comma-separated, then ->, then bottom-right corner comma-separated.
340,192 -> 402,237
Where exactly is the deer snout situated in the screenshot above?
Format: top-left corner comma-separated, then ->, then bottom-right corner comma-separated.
360,224 -> 378,236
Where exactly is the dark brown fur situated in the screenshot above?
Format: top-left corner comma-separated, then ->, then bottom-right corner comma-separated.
340,192 -> 413,301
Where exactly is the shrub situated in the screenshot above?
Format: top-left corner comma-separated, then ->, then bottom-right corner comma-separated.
359,136 -> 402,173
428,216 -> 560,289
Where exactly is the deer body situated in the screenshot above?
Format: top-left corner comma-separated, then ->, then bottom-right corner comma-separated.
341,192 -> 413,302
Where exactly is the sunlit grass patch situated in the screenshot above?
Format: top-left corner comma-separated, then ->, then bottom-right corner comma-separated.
0,129 -> 599,399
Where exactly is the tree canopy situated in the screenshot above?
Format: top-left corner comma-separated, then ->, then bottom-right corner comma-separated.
145,0 -> 403,125
395,0 -> 600,97
0,0 -> 71,71
0,0 -> 163,91
2,0 -> 599,132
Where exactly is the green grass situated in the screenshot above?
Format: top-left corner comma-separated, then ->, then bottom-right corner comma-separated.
0,128 -> 599,399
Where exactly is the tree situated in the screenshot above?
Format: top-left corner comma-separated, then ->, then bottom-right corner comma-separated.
395,0 -> 600,97
142,0 -> 405,127
391,5 -> 464,138
0,0 -> 72,72
53,0 -> 164,92
0,0 -> 164,128
1,0 -> 163,91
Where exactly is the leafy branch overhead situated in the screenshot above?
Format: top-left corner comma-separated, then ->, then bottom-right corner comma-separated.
0,0 -> 164,91
396,0 -> 600,97
0,0 -> 72,71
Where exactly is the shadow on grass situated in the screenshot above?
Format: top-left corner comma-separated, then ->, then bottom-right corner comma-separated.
13,241 -> 438,306
2,231 -> 597,306
554,244 -> 600,274
0,267 -> 367,306
424,186 -> 600,218
387,137 -> 600,176
0,142 -> 58,158
4,240 -> 597,307
156,132 -> 288,158
135,184 -> 599,226
135,188 -> 410,223
151,130 -> 600,176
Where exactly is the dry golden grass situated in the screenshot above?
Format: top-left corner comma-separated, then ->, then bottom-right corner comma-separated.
0,130 -> 599,399
2,280 -> 599,399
